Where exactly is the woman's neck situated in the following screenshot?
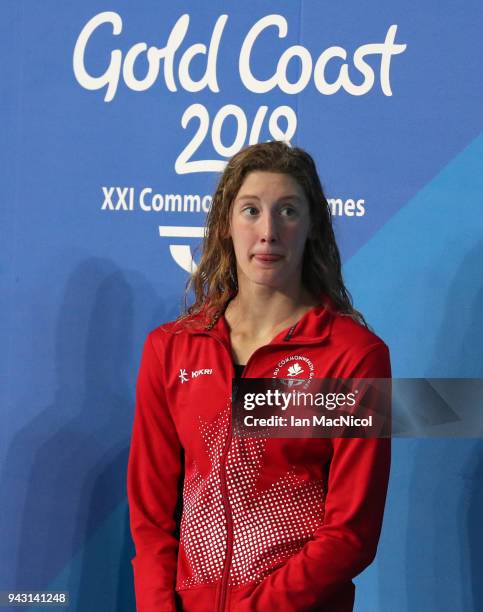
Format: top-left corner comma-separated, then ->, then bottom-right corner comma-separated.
224,285 -> 319,340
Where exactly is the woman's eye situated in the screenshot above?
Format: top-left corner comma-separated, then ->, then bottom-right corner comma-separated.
281,206 -> 297,217
242,206 -> 259,216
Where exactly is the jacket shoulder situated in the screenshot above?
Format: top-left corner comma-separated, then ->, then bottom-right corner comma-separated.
330,311 -> 389,355
145,312 -> 205,353
327,312 -> 391,377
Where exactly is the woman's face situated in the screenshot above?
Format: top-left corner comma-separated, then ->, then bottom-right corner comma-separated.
229,171 -> 311,292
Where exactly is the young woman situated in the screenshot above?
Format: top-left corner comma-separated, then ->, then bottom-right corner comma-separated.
127,141 -> 391,612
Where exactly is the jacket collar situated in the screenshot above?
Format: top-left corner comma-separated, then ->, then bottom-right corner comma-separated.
179,296 -> 334,347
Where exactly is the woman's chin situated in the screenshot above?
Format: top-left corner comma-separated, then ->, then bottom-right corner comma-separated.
247,272 -> 292,290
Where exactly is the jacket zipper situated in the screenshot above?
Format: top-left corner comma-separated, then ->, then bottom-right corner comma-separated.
197,333 -> 264,612
190,329 -> 327,612
218,390 -> 234,612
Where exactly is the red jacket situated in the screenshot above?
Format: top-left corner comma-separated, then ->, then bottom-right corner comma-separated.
127,301 -> 391,611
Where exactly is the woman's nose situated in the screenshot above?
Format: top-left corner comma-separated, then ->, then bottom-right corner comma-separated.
260,212 -> 278,242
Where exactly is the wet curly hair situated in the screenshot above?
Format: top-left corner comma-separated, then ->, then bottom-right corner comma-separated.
177,140 -> 367,329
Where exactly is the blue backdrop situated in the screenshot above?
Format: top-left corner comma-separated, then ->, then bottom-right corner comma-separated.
2,1 -> 482,610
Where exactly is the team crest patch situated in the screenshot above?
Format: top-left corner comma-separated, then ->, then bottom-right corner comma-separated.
272,355 -> 315,389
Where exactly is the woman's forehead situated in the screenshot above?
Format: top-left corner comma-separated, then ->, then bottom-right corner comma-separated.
236,171 -> 305,200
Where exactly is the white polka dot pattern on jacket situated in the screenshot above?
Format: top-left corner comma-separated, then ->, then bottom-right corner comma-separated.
177,402 -> 230,589
176,401 -> 327,589
226,435 -> 326,585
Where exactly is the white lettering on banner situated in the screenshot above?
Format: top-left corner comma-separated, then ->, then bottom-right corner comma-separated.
140,189 -> 212,213
101,187 -> 135,210
73,12 -> 123,103
73,12 -> 226,102
100,188 -> 366,218
75,13 -> 407,174
73,12 -> 407,101
240,16 -> 406,96
175,104 -> 297,173
328,198 -> 365,217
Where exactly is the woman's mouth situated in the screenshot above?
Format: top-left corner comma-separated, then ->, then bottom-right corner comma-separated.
253,254 -> 284,263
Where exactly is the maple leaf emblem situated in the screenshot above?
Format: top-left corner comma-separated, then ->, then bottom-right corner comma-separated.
287,362 -> 304,376
177,405 -> 325,588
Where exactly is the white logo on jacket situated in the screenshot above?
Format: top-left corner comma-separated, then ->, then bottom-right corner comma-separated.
273,355 -> 315,389
287,363 -> 304,376
179,367 -> 214,384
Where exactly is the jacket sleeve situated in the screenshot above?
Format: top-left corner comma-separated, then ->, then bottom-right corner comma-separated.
237,342 -> 392,612
127,331 -> 183,612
